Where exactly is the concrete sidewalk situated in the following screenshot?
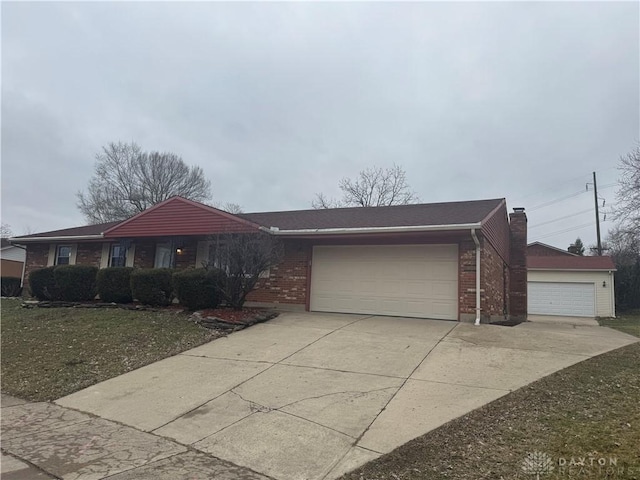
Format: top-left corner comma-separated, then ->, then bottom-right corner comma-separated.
1,394 -> 268,480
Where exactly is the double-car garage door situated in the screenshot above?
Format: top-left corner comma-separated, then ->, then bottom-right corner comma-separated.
310,244 -> 458,320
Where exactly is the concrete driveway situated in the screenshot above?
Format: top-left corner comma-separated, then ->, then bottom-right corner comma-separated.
57,312 -> 637,480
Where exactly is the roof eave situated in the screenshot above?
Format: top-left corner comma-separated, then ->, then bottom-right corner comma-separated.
8,235 -> 104,243
261,223 -> 483,236
528,267 -> 617,272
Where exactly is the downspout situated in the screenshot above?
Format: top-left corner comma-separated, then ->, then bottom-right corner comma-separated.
471,229 -> 481,326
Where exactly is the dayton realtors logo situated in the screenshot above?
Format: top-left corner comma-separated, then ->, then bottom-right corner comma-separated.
522,451 -> 554,479
521,451 -> 636,478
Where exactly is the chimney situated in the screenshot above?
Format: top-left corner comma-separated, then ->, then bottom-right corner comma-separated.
509,207 -> 527,320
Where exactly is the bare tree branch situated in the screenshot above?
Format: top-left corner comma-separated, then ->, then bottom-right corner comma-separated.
205,233 -> 284,309
313,164 -> 419,209
0,223 -> 13,238
76,141 -> 212,223
614,143 -> 640,231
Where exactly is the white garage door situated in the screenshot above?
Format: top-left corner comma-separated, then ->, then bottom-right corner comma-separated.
310,244 -> 458,320
528,282 -> 595,317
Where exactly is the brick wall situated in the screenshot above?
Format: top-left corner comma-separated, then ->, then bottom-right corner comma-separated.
509,209 -> 528,320
76,243 -> 103,267
482,239 -> 508,320
134,241 -> 156,269
247,240 -> 310,305
174,238 -> 197,270
23,243 -> 50,290
458,238 -> 477,318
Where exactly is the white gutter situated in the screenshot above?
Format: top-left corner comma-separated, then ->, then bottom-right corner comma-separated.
610,271 -> 616,318
8,235 -> 104,243
528,268 -> 617,272
260,223 -> 482,236
471,228 -> 481,326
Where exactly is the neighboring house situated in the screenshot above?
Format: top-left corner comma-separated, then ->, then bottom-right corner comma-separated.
1,238 -> 26,283
11,196 -> 529,323
527,242 -> 616,318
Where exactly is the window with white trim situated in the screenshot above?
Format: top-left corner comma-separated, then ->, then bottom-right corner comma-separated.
109,244 -> 127,267
55,245 -> 72,265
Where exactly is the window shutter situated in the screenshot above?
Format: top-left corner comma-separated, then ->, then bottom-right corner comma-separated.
69,244 -> 78,265
125,244 -> 136,268
47,244 -> 56,266
100,243 -> 110,269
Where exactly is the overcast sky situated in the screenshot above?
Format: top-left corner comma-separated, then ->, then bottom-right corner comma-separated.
2,1 -> 638,250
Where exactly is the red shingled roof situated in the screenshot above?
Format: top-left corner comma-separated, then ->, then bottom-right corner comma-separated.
528,255 -> 616,271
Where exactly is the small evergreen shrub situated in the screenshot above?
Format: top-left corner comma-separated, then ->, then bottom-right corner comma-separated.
1,277 -> 22,297
130,268 -> 174,306
96,267 -> 134,303
173,268 -> 222,311
54,265 -> 98,301
29,267 -> 59,300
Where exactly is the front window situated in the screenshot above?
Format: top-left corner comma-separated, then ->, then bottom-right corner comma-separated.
154,243 -> 174,268
56,245 -> 72,265
109,244 -> 127,267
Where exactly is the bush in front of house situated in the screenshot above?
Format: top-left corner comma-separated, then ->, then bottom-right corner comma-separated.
54,265 -> 98,302
130,268 -> 174,306
1,277 -> 22,297
29,267 -> 60,300
173,268 -> 223,311
96,267 -> 134,303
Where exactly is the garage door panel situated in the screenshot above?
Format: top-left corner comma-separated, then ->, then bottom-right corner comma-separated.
528,282 -> 595,317
310,245 -> 458,320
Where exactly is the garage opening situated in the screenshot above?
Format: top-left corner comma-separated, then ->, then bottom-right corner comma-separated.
310,244 -> 458,320
528,282 -> 595,317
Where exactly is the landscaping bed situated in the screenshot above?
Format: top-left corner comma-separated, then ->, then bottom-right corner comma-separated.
342,313 -> 640,480
0,299 -> 274,401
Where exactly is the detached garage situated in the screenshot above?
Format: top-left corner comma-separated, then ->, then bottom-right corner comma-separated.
527,244 -> 616,318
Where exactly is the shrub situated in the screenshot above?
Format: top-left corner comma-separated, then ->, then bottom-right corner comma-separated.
1,277 -> 22,297
29,267 -> 59,300
54,265 -> 98,301
96,267 -> 134,303
173,268 -> 223,311
130,268 -> 173,306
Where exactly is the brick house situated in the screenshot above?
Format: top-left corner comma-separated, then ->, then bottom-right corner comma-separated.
12,196 -> 528,323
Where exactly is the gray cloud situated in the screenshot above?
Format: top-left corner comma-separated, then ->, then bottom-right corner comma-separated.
2,1 -> 637,249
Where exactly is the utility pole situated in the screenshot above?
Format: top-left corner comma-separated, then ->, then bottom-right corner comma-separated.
593,171 -> 602,256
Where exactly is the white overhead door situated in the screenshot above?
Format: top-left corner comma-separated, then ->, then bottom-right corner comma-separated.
528,282 -> 595,317
310,244 -> 458,320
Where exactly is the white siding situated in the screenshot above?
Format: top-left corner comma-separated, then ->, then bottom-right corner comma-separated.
527,270 -> 615,317
0,246 -> 25,263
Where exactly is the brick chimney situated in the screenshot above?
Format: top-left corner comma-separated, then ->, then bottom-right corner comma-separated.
509,207 -> 527,320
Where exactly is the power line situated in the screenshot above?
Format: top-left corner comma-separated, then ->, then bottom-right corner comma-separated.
533,222 -> 594,241
529,208 -> 593,229
528,189 -> 588,212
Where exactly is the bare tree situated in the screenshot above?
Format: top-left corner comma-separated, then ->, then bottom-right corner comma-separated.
77,142 -> 212,223
205,232 -> 283,309
217,202 -> 244,214
0,223 -> 12,238
614,144 -> 640,231
313,164 -> 419,208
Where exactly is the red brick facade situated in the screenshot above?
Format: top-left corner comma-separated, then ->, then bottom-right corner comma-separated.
76,243 -> 103,268
23,243 -> 50,290
508,210 -> 528,320
247,240 -> 311,305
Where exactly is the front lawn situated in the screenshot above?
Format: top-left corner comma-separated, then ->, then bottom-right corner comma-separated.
1,299 -> 222,401
599,310 -> 640,337
343,313 -> 640,480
